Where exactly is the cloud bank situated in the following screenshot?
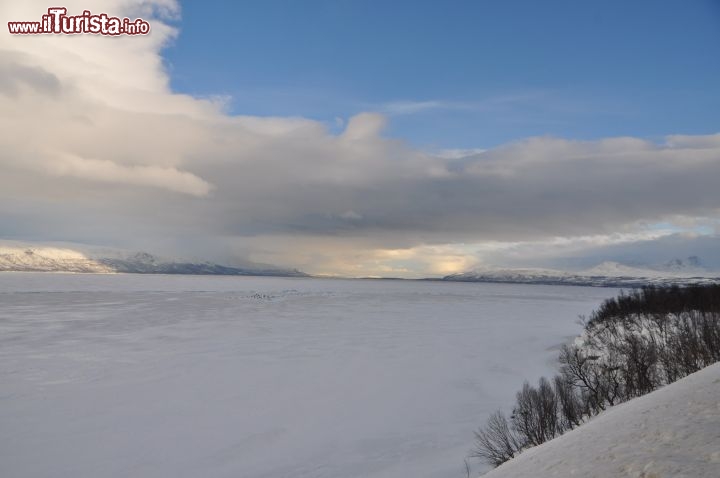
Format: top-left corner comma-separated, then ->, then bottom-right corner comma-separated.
1,0 -> 719,276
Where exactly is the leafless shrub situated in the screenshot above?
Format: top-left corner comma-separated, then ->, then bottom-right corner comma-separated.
470,411 -> 521,467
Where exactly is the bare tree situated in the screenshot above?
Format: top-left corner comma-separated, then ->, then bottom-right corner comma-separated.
511,378 -> 561,447
471,284 -> 720,470
471,411 -> 521,467
553,374 -> 582,429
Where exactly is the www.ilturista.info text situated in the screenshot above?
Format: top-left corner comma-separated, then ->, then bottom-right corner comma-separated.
8,8 -> 150,35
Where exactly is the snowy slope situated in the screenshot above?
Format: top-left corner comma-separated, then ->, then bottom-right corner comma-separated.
482,362 -> 720,478
0,246 -> 113,273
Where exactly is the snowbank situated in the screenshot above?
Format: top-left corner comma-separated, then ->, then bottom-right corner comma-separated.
482,362 -> 720,478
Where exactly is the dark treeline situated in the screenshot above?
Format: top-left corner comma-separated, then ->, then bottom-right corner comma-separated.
588,285 -> 720,327
471,284 -> 720,468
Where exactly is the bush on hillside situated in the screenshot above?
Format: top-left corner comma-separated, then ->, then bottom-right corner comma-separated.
472,284 -> 720,468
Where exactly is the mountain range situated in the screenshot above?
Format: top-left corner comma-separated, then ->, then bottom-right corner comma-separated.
443,257 -> 719,287
0,244 -> 306,277
1,242 -> 717,286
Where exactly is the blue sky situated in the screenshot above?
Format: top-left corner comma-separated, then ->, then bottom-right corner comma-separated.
164,0 -> 720,149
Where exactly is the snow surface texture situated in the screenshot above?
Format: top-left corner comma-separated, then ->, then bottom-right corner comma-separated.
483,362 -> 720,478
0,273 -> 617,478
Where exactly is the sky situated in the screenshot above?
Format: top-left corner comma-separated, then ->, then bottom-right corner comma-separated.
165,0 -> 720,148
1,0 -> 720,277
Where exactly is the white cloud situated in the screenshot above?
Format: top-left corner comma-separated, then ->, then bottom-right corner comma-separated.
380,100 -> 458,115
340,112 -> 387,140
46,153 -> 213,197
433,148 -> 486,159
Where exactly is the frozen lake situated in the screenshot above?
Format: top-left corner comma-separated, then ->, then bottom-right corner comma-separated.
0,273 -> 618,478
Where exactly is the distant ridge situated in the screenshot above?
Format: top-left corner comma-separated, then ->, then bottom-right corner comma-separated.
444,257 -> 720,287
0,245 -> 307,277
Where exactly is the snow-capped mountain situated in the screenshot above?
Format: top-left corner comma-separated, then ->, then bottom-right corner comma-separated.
583,256 -> 707,277
444,257 -> 719,287
97,252 -> 307,276
0,246 -> 114,273
0,244 -> 306,277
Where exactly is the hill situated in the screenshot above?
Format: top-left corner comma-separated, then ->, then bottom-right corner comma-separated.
0,244 -> 306,277
480,361 -> 720,477
445,258 -> 719,287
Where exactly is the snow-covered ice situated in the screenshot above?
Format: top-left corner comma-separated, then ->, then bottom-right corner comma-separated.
483,362 -> 720,478
0,273 -> 617,478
